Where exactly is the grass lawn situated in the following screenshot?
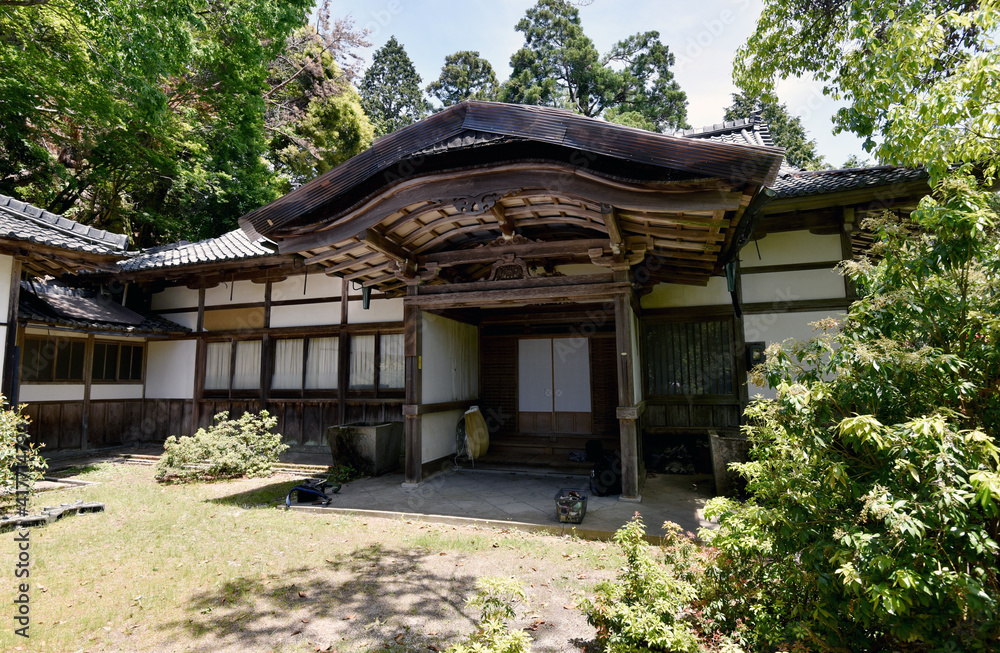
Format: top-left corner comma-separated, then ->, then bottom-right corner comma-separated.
1,463 -> 622,652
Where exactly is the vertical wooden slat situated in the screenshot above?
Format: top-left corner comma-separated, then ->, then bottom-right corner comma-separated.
2,258 -> 22,401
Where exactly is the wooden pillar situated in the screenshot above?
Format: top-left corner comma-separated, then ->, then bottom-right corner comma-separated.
841,206 -> 858,299
191,285 -> 206,431
81,334 -> 95,450
614,288 -> 641,502
403,301 -> 422,485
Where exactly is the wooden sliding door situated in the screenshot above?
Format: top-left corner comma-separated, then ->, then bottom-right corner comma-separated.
517,337 -> 591,434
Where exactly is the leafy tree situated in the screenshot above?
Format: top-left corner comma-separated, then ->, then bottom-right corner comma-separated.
359,36 -> 428,137
841,154 -> 873,169
698,2 -> 1000,650
427,51 -> 500,108
724,93 -> 826,170
704,176 -> 1000,650
734,0 -> 1000,181
265,17 -> 374,189
0,0 -> 315,246
502,0 -> 687,131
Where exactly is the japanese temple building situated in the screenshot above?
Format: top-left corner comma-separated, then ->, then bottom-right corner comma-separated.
0,102 -> 930,500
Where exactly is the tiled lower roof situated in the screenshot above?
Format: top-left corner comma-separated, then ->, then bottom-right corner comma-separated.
769,165 -> 928,198
0,194 -> 129,255
19,282 -> 189,334
119,228 -> 276,271
682,119 -> 928,198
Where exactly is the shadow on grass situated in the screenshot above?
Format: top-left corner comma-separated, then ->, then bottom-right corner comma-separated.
156,543 -> 478,651
206,478 -> 301,509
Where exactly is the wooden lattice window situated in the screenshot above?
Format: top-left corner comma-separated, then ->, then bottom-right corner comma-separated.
644,320 -> 735,396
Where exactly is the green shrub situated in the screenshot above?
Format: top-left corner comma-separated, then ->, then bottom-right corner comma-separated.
0,398 -> 46,516
581,515 -> 700,653
447,576 -> 533,653
699,178 -> 1000,651
155,410 -> 288,481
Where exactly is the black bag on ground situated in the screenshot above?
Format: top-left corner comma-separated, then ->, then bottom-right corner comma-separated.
590,449 -> 622,497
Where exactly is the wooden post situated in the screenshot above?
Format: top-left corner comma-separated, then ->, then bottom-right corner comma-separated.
403,300 -> 422,485
614,287 -> 641,502
841,206 -> 857,299
81,334 -> 95,450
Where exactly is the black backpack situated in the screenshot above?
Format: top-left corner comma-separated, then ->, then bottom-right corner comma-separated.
590,449 -> 622,497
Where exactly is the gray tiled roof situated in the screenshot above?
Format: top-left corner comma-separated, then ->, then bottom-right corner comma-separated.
120,228 -> 276,271
0,193 -> 129,255
19,281 -> 189,334
769,165 -> 928,198
682,119 -> 928,198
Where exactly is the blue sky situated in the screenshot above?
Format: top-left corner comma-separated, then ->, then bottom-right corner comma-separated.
330,0 -> 867,167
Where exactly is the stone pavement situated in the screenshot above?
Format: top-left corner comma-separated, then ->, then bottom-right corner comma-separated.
291,468 -> 718,540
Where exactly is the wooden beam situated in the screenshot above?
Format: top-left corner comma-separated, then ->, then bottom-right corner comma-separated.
404,281 -> 630,308
490,205 -> 517,238
302,240 -> 364,266
601,204 -> 624,252
356,229 -> 412,264
419,238 -> 610,267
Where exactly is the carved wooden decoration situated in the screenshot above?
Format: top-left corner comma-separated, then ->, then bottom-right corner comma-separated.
487,254 -> 530,281
479,233 -> 537,248
451,190 -> 518,215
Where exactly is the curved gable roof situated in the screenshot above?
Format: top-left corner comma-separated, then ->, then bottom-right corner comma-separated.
240,101 -> 785,242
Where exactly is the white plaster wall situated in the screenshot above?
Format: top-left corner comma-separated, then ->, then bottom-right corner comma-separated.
271,273 -> 342,303
20,384 -> 85,402
151,286 -> 199,311
0,254 -> 13,317
421,409 -> 464,462
158,312 -> 198,331
421,313 -> 479,405
641,276 -> 730,309
270,303 -> 341,328
144,340 -> 197,399
741,231 -> 842,268
90,384 -> 144,400
347,296 -> 404,324
744,309 -> 845,398
205,279 -> 265,306
741,268 -> 845,305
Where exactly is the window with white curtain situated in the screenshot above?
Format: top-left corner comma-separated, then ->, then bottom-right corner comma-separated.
232,340 -> 261,390
379,333 -> 404,389
204,342 -> 231,390
204,339 -> 262,392
305,337 -> 338,389
349,334 -> 376,389
271,337 -> 339,392
272,339 -> 304,390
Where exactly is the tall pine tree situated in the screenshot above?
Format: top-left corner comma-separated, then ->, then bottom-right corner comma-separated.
427,51 -> 499,108
359,36 -> 428,137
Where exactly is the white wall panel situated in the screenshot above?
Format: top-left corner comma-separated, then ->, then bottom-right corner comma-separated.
158,312 -> 198,331
271,272 -> 342,303
20,384 -> 85,402
422,409 -> 464,462
741,231 -> 842,268
144,340 -> 197,399
205,279 -> 265,306
518,339 -> 552,412
269,303 -> 341,328
421,313 -> 479,404
745,310 -> 845,398
347,296 -> 403,324
641,277 -> 730,309
742,268 -> 845,305
151,286 -> 198,311
0,254 -> 13,316
90,384 -> 144,400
